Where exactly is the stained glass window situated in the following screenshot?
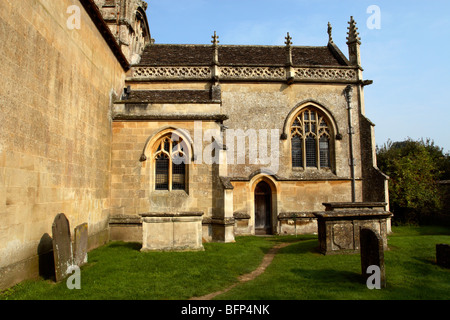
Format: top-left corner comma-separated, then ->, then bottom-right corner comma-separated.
306,136 -> 317,167
290,107 -> 332,169
291,135 -> 302,168
154,135 -> 187,191
320,136 -> 330,168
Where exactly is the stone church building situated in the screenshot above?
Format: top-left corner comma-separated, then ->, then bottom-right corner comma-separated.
0,0 -> 388,289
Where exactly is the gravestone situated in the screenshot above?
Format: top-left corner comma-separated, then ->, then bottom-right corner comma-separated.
52,213 -> 74,282
360,228 -> 386,288
436,244 -> 450,269
73,223 -> 88,267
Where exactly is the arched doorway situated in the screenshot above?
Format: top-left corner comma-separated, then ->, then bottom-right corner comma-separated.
254,181 -> 272,235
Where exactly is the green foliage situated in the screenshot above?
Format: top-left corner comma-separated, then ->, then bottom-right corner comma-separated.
377,138 -> 450,223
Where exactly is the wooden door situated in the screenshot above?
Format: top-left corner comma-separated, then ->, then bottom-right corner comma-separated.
254,181 -> 272,234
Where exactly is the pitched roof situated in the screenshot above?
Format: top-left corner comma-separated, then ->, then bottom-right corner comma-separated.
138,44 -> 349,67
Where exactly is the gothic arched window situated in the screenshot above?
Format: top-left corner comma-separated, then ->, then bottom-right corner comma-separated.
154,135 -> 187,191
291,108 -> 332,169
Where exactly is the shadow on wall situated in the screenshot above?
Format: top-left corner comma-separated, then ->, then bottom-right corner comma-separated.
37,233 -> 55,281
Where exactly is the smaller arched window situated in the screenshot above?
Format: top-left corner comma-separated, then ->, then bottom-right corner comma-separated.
291,108 -> 332,169
154,135 -> 187,191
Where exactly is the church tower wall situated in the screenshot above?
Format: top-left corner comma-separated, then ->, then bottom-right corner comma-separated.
0,0 -> 128,290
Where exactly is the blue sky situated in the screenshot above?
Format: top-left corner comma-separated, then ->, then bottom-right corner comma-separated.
146,0 -> 450,152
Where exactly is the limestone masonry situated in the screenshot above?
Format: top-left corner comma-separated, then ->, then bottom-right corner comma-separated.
0,0 -> 389,290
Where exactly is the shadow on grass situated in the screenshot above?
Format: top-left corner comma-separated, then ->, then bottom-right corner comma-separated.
276,238 -> 321,255
290,268 -> 363,285
106,242 -> 142,251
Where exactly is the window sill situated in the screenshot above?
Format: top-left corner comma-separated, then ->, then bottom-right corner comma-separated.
152,189 -> 189,196
292,167 -> 333,172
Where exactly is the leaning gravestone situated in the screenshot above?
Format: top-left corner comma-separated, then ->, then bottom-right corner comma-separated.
52,213 -> 74,282
436,244 -> 450,269
360,228 -> 386,288
73,223 -> 88,267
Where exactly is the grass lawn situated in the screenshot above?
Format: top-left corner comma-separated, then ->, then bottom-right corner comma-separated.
217,225 -> 450,300
1,226 -> 449,300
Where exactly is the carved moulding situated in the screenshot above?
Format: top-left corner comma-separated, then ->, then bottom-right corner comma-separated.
295,67 -> 357,81
220,66 -> 286,81
131,66 -> 358,82
133,66 -> 211,80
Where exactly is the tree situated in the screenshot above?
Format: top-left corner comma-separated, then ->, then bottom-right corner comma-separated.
377,138 -> 449,224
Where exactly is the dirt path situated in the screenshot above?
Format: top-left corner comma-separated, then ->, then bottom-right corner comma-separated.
190,242 -> 293,300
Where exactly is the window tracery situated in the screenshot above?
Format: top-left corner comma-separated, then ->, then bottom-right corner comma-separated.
154,135 -> 187,191
291,108 -> 332,169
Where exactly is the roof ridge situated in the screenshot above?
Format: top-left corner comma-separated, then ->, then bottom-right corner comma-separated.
146,43 -> 330,48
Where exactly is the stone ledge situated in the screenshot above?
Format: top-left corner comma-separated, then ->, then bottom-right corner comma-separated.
278,212 -> 318,220
109,214 -> 142,225
112,113 -> 229,121
233,212 -> 250,220
141,245 -> 205,253
220,177 -> 234,190
210,218 -> 235,225
139,212 -> 204,218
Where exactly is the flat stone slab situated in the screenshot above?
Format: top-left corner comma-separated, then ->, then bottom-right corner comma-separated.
323,202 -> 388,211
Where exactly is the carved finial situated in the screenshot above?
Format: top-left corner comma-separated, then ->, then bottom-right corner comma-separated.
327,22 -> 333,43
285,32 -> 293,47
346,16 -> 361,45
212,31 -> 219,46
344,85 -> 354,103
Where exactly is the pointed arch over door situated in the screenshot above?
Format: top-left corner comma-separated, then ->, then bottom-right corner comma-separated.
254,181 -> 272,235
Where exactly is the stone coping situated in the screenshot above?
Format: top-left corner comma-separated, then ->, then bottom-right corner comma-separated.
139,212 -> 204,218
314,211 -> 393,219
112,113 -> 229,121
323,202 -> 388,210
202,217 -> 235,225
109,214 -> 142,224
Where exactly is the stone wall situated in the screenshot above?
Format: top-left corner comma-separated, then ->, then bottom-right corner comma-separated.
220,83 -> 363,182
231,178 -> 361,235
110,120 -> 223,218
0,0 -> 126,290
